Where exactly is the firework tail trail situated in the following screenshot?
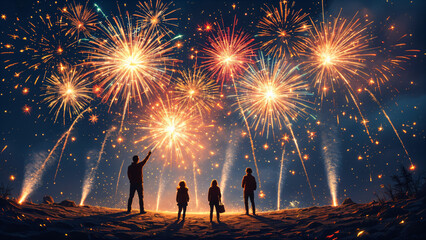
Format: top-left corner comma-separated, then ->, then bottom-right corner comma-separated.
19,108 -> 90,204
277,145 -> 286,210
119,92 -> 131,133
231,78 -> 262,189
115,158 -> 126,196
285,116 -> 315,201
53,133 -> 69,183
156,163 -> 167,211
365,89 -> 413,166
192,161 -> 199,208
80,126 -> 116,206
220,137 -> 238,202
321,123 -> 341,207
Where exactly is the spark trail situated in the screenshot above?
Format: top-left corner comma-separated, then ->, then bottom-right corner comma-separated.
220,136 -> 238,202
19,108 -> 90,204
286,116 -> 315,201
365,89 -> 414,167
80,126 -> 117,206
192,161 -> 199,208
321,123 -> 341,207
277,145 -> 287,210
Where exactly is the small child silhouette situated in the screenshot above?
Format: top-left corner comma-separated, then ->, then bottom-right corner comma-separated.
176,180 -> 189,221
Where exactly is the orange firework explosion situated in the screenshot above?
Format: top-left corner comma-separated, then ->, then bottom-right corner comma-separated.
368,32 -> 420,91
257,0 -> 310,58
135,0 -> 178,36
83,13 -> 175,115
203,18 -> 256,86
89,114 -> 98,123
4,13 -> 78,84
173,68 -> 220,118
302,14 -> 374,100
42,66 -> 93,123
135,97 -> 202,163
238,54 -> 311,137
62,1 -> 98,38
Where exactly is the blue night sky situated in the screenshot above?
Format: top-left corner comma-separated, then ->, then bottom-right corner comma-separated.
0,0 -> 425,212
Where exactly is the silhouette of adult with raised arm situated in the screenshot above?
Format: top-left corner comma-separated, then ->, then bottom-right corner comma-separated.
242,167 -> 257,215
127,151 -> 151,214
176,180 -> 189,221
208,179 -> 221,222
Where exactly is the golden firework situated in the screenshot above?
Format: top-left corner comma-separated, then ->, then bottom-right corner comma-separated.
62,1 -> 98,38
42,66 -> 93,123
257,0 -> 310,58
238,54 -> 311,137
173,68 -> 220,118
135,0 -> 178,36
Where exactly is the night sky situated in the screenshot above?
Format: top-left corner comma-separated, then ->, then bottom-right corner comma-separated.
0,0 -> 425,212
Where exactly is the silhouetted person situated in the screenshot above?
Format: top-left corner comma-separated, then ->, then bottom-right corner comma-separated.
242,167 -> 256,215
127,151 -> 151,214
176,180 -> 189,221
208,179 -> 221,222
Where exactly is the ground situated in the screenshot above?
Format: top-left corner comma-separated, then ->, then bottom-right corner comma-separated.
0,197 -> 425,239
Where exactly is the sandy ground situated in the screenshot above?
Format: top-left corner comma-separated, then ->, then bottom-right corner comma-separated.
0,197 -> 425,240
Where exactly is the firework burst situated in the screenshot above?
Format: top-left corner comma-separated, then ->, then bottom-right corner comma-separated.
135,0 -> 178,36
3,13 -> 78,84
238,54 -> 311,137
42,66 -> 93,123
257,0 -> 310,58
62,1 -> 98,38
202,18 -> 255,86
83,13 -> 175,127
173,68 -> 220,118
302,14 -> 374,100
135,97 -> 202,163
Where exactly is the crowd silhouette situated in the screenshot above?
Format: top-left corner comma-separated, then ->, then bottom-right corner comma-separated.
127,152 -> 257,222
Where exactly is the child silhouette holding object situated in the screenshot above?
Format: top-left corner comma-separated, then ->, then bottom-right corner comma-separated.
176,180 -> 190,221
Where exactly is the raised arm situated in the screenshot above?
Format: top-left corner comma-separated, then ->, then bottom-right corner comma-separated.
139,151 -> 152,167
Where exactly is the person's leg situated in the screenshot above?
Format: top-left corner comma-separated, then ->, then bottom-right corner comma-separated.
250,192 -> 255,215
209,204 -> 213,222
244,192 -> 249,214
215,203 -> 220,222
136,185 -> 144,212
182,205 -> 186,220
128,185 -> 136,212
178,205 -> 182,220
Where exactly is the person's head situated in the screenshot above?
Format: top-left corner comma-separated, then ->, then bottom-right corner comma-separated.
132,155 -> 139,163
246,167 -> 252,174
178,180 -> 187,189
211,179 -> 218,187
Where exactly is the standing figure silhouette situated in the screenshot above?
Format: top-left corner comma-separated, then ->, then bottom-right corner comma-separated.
208,179 -> 221,222
176,180 -> 190,221
127,151 -> 151,214
242,167 -> 257,215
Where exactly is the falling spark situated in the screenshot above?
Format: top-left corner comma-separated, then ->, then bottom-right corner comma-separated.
257,0 -> 310,57
80,126 -> 116,206
365,89 -> 414,167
